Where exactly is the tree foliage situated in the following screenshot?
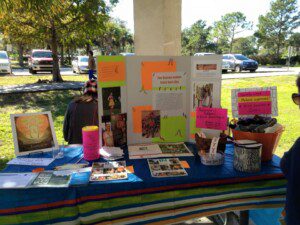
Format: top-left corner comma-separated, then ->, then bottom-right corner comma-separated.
181,20 -> 215,55
0,0 -> 116,82
231,36 -> 257,56
255,0 -> 300,58
212,12 -> 252,53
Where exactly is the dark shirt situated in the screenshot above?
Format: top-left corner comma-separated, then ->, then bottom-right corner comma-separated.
280,137 -> 300,225
63,100 -> 99,144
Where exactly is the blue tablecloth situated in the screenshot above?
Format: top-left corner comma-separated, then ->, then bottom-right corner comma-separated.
0,143 -> 286,225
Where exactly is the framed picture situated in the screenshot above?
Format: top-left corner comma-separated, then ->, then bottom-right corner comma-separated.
10,111 -> 58,156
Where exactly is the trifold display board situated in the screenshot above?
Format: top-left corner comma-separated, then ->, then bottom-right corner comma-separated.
97,55 -> 222,146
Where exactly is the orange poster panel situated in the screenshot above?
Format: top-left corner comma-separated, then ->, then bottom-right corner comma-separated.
141,61 -> 176,90
132,105 -> 152,133
98,61 -> 125,82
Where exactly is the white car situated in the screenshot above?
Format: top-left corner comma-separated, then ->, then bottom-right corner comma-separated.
0,51 -> 12,74
72,56 -> 89,74
194,52 -> 214,56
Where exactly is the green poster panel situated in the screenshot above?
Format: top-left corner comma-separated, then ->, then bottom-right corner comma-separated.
152,116 -> 186,143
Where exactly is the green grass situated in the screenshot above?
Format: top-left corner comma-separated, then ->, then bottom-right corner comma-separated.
221,75 -> 299,157
0,75 -> 87,86
0,75 -> 299,170
0,90 -> 81,169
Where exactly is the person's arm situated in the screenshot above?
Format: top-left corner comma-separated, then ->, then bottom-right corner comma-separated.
280,138 -> 300,177
63,102 -> 73,142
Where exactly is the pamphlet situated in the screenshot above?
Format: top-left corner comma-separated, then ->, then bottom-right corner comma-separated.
128,143 -> 193,159
90,161 -> 127,181
148,158 -> 188,178
7,158 -> 54,166
30,171 -> 71,188
0,173 -> 38,189
158,143 -> 193,157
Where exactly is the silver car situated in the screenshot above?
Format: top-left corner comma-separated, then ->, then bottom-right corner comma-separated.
72,56 -> 89,74
0,51 -> 12,74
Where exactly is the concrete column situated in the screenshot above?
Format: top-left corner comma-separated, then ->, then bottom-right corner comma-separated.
134,0 -> 182,56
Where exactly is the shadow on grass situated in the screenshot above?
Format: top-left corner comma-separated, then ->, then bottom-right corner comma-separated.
0,90 -> 82,118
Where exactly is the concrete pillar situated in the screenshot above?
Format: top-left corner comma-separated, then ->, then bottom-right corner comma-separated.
134,0 -> 182,56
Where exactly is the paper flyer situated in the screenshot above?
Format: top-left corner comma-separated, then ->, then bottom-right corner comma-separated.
148,158 -> 188,178
152,72 -> 187,117
196,107 -> 228,131
97,56 -> 126,87
90,161 -> 127,181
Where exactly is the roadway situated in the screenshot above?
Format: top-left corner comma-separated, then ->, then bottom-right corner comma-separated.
7,66 -> 300,78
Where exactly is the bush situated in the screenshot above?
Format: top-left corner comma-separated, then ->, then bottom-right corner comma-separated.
249,54 -> 300,66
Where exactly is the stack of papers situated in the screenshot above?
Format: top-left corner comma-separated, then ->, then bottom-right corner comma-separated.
100,147 -> 124,160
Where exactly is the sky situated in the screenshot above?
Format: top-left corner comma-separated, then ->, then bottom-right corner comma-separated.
111,0 -> 300,37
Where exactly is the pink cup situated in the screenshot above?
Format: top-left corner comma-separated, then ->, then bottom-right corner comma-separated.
82,126 -> 100,161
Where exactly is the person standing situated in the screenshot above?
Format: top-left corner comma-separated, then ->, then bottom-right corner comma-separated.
63,80 -> 98,144
88,50 -> 97,80
280,75 -> 300,225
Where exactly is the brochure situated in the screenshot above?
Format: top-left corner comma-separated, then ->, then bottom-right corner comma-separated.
0,173 -> 38,189
147,158 -> 188,178
30,171 -> 71,188
90,161 -> 127,182
158,143 -> 194,157
128,143 -> 193,159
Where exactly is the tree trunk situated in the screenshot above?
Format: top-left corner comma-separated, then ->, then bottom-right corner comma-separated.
86,43 -> 90,55
50,20 -> 63,82
18,44 -> 24,67
60,44 -> 64,66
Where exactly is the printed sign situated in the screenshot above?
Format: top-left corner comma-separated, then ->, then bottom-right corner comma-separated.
237,91 -> 271,115
196,107 -> 228,131
231,87 -> 278,118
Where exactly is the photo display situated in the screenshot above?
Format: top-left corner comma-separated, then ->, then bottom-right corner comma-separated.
147,158 -> 188,178
102,113 -> 127,147
90,161 -> 127,181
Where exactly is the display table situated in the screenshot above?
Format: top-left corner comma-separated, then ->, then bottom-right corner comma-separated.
0,143 -> 286,225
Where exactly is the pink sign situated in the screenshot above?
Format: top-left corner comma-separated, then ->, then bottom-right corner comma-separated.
196,107 -> 228,131
237,91 -> 271,115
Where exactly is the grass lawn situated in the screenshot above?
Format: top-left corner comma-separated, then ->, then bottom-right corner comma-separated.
221,75 -> 299,156
0,75 -> 87,86
0,75 -> 299,170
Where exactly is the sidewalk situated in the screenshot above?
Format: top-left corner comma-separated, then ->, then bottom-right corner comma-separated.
0,81 -> 84,94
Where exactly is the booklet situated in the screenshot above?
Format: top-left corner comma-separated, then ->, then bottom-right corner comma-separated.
90,161 -> 127,182
0,173 -> 38,189
128,143 -> 193,159
128,144 -> 162,159
158,143 -> 194,157
147,158 -> 188,178
30,171 -> 71,188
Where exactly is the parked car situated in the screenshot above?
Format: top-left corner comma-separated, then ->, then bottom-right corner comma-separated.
72,56 -> 89,74
0,51 -> 12,74
120,52 -> 135,56
194,52 -> 214,56
28,49 -> 53,74
222,54 -> 258,72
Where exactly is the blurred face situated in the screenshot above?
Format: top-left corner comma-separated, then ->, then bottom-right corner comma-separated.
105,123 -> 111,131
